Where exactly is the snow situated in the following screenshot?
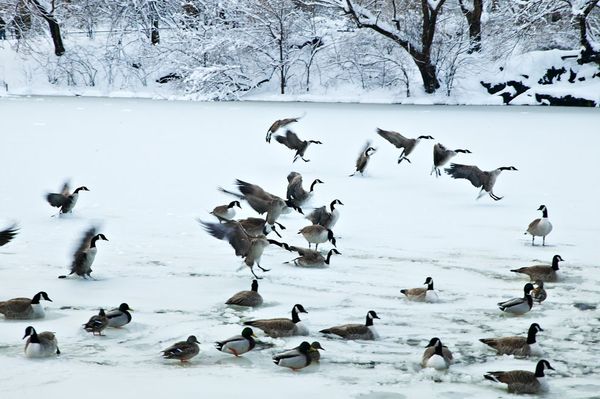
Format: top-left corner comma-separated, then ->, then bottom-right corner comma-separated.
0,96 -> 599,398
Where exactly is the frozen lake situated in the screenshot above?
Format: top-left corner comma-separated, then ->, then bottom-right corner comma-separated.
0,96 -> 599,398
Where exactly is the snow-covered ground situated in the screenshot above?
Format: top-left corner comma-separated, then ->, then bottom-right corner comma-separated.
0,97 -> 599,398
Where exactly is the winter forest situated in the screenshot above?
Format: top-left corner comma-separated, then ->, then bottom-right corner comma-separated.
0,0 -> 599,104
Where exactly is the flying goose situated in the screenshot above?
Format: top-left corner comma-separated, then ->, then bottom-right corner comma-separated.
237,217 -> 284,238
225,280 -> 263,307
23,326 -> 60,358
484,359 -> 554,394
532,281 -> 547,303
421,337 -> 453,369
210,201 -> 241,222
83,309 -> 109,336
106,303 -> 133,328
525,205 -> 553,246
431,143 -> 471,177
446,163 -> 518,201
266,116 -> 301,143
286,247 -> 341,267
59,227 -> 108,279
510,255 -> 564,282
479,323 -> 544,357
272,341 -> 319,370
0,224 -> 18,247
200,220 -> 289,279
0,291 -> 52,320
376,128 -> 434,164
306,199 -> 343,229
498,283 -> 534,315
161,335 -> 200,362
320,310 -> 380,340
46,181 -> 89,214
286,172 -> 323,208
298,225 -> 336,250
400,277 -> 438,302
244,304 -> 309,338
274,130 -> 322,163
350,142 -> 376,176
215,327 -> 256,356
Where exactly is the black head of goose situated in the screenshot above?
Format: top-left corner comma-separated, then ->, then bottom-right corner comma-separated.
498,283 -> 534,315
243,304 -> 309,338
525,205 -> 553,246
421,337 -> 453,369
445,164 -> 517,201
59,227 -> 108,279
431,143 -> 471,177
510,254 -> 563,282
320,310 -> 380,340
22,326 -> 60,357
0,224 -> 18,247
479,322 -> 543,357
350,141 -> 377,176
484,359 -> 554,394
274,130 -> 322,163
106,303 -> 133,328
266,116 -> 301,143
0,291 -> 52,320
225,279 -> 264,307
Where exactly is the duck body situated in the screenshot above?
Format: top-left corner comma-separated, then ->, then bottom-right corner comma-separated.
272,341 -> 315,370
498,283 -> 534,315
23,326 -> 60,358
162,335 -> 200,362
83,309 -> 108,335
244,304 -> 309,338
106,303 -> 133,328
0,291 -> 52,320
215,327 -> 256,356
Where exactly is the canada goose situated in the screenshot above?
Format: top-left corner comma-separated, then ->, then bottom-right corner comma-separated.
0,224 -> 18,246
286,247 -> 341,267
200,220 -> 289,279
286,172 -> 323,208
106,303 -> 133,328
298,225 -> 336,250
431,143 -> 471,177
266,116 -> 301,143
211,201 -> 241,222
479,323 -> 544,357
320,310 -> 380,340
244,304 -> 309,338
400,277 -> 438,302
274,130 -> 322,163
532,281 -> 547,303
273,341 -> 319,370
215,327 -> 256,356
525,205 -> 553,246
484,359 -> 554,394
46,181 -> 89,214
498,283 -> 534,315
59,227 -> 108,279
510,255 -> 564,282
445,163 -> 517,201
237,217 -> 284,238
421,337 -> 453,369
161,335 -> 200,362
0,291 -> 52,320
306,199 -> 343,229
22,326 -> 60,358
350,142 -> 377,176
225,280 -> 263,307
83,309 -> 109,336
376,128 -> 434,164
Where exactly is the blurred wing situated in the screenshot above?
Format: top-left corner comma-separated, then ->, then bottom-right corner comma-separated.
277,130 -> 303,150
306,206 -> 328,225
60,181 -> 71,196
0,224 -> 18,246
200,220 -> 250,257
73,227 -> 97,257
433,143 -> 448,165
46,193 -> 69,208
445,163 -> 484,187
376,128 -> 408,148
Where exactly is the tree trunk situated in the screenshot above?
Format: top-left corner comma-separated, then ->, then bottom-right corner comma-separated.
150,1 -> 160,45
30,0 -> 65,56
414,54 -> 440,93
576,0 -> 600,65
459,0 -> 483,53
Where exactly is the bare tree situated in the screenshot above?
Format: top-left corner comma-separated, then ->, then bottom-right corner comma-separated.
458,0 -> 483,52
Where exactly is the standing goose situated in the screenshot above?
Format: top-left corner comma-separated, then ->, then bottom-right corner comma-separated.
22,326 -> 60,358
498,283 -> 534,315
445,163 -> 518,201
225,280 -> 263,307
161,335 -> 200,362
46,181 -> 90,214
286,247 -> 341,267
106,303 -> 133,328
320,310 -> 380,340
479,323 -> 544,357
0,291 -> 52,320
215,327 -> 256,357
244,304 -> 309,338
532,281 -> 547,303
298,225 -> 336,250
431,143 -> 471,177
0,224 -> 18,247
484,359 -> 554,394
266,116 -> 301,143
400,277 -> 438,302
350,142 -> 376,176
210,201 -> 241,222
272,341 -> 318,371
510,255 -> 564,282
286,172 -> 324,208
525,205 -> 553,246
59,227 -> 109,279
274,130 -> 322,163
376,128 -> 434,164
83,309 -> 109,336
237,217 -> 284,238
420,337 -> 453,370
200,220 -> 289,279
306,199 -> 343,229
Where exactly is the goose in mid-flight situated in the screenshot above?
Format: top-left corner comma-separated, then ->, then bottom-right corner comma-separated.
445,163 -> 517,201
286,172 -> 323,208
266,116 -> 301,143
431,143 -> 471,177
59,227 -> 108,279
350,142 -> 376,176
46,181 -> 89,214
376,128 -> 434,164
22,326 -> 60,358
484,359 -> 554,394
525,205 -> 553,246
274,130 -> 322,163
237,217 -> 284,238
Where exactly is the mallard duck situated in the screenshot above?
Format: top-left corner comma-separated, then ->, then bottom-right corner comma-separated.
22,326 -> 60,358
284,341 -> 324,362
0,224 -> 18,247
400,277 -> 438,302
421,337 -> 453,369
244,304 -> 309,338
225,280 -> 263,307
210,201 -> 241,222
83,309 -> 108,336
320,310 -> 380,340
215,327 -> 256,356
298,225 -> 336,250
106,303 -> 133,328
46,181 -> 89,214
59,227 -> 108,279
376,128 -> 434,164
162,335 -> 200,362
480,323 -> 543,357
273,341 -> 319,370
0,291 -> 52,320
286,247 -> 340,267
525,205 -> 553,246
498,283 -> 534,315
484,359 -> 554,394
532,281 -> 547,303
511,255 -> 563,282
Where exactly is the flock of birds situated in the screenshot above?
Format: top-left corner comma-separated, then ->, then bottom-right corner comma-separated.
0,114 -> 564,394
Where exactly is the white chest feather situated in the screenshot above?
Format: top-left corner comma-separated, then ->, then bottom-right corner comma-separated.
293,322 -> 310,336
328,209 -> 340,229
368,326 -> 379,340
425,290 -> 439,303
528,342 -> 543,356
425,354 -> 449,370
85,248 -> 97,267
534,218 -> 553,236
30,303 -> 46,318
